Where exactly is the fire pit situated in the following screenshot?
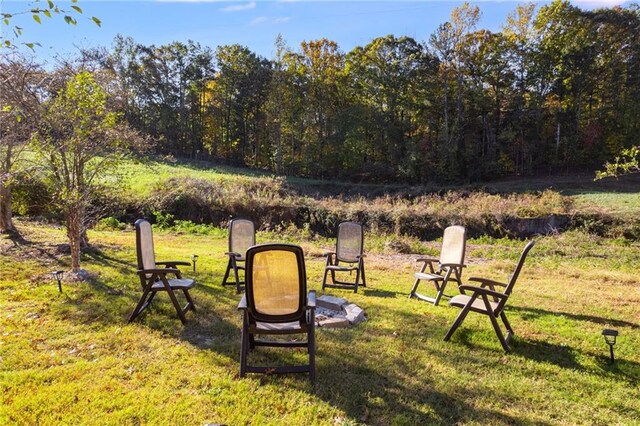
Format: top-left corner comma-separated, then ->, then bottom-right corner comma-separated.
315,295 -> 366,328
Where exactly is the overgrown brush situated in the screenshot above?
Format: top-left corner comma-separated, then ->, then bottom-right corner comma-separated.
13,171 -> 637,240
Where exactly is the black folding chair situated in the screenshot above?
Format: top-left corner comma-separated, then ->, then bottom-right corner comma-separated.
444,240 -> 535,352
238,243 -> 316,381
128,219 -> 196,324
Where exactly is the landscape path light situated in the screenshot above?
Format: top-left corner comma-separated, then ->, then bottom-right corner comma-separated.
53,270 -> 64,293
602,328 -> 618,364
191,254 -> 199,273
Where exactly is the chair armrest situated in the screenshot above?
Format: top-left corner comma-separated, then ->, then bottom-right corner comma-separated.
356,254 -> 366,259
323,251 -> 336,257
458,285 -> 506,300
416,257 -> 439,264
439,263 -> 465,268
156,261 -> 190,267
137,268 -> 179,276
237,294 -> 248,310
307,290 -> 316,308
468,277 -> 507,288
225,251 -> 242,257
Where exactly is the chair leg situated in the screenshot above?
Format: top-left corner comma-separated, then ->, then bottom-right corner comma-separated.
484,296 -> 510,352
146,291 -> 156,307
354,267 -> 360,293
308,318 -> 316,382
322,268 -> 330,292
409,277 -> 421,299
232,260 -> 242,294
500,311 -> 513,335
240,314 -> 249,378
434,269 -> 453,306
128,287 -> 153,323
444,298 -> 474,341
183,289 -> 196,312
360,261 -> 366,287
222,257 -> 232,286
433,280 -> 447,306
164,285 -> 187,324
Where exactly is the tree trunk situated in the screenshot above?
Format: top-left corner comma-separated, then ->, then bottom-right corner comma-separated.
456,71 -> 466,178
0,182 -> 17,236
276,121 -> 282,175
66,202 -> 85,272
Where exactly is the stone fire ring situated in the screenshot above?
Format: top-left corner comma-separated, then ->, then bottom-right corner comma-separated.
315,295 -> 366,329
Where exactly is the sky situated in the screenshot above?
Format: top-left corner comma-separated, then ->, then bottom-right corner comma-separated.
1,0 -> 632,64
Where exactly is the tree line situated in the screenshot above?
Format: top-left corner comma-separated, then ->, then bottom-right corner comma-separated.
95,0 -> 639,182
1,0 -> 639,271
5,1 -> 640,185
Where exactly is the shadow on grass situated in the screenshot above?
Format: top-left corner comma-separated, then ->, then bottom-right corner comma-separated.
361,288 -> 403,298
51,269 -> 243,360
511,306 -> 640,329
294,322 -> 553,425
511,338 -> 584,370
83,247 -> 137,275
1,235 -> 67,265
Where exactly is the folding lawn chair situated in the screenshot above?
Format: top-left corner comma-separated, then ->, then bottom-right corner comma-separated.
128,219 -> 196,324
222,218 -> 256,293
238,243 -> 316,381
322,222 -> 366,293
444,240 -> 536,352
409,225 -> 467,305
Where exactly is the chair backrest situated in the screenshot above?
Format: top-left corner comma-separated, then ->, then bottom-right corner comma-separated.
503,240 -> 536,298
135,219 -> 156,279
439,225 -> 467,266
229,218 -> 256,256
336,222 -> 363,263
245,244 -> 307,323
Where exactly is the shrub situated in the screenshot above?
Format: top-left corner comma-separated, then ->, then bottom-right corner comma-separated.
94,217 -> 127,231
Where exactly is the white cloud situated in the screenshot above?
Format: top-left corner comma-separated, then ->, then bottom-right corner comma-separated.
220,1 -> 257,12
249,16 -> 291,26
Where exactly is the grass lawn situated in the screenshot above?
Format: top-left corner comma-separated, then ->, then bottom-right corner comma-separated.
1,221 -> 639,425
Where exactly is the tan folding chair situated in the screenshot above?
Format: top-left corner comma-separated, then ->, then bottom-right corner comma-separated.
222,218 -> 256,293
409,225 -> 466,305
128,219 -> 196,324
444,240 -> 536,352
322,222 -> 366,293
238,243 -> 316,381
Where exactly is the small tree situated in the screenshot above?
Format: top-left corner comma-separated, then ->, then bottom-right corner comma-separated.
595,146 -> 640,180
32,71 -> 124,272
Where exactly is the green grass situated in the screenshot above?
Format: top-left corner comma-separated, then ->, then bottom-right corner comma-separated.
106,157 -> 271,198
573,192 -> 640,217
2,221 -> 639,425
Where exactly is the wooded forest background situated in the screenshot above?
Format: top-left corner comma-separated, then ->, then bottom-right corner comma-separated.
4,0 -> 640,183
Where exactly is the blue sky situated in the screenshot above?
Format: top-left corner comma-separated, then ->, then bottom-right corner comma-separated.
1,0 -> 630,63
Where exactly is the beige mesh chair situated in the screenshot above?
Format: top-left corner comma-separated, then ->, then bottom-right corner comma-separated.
238,243 -> 316,381
128,219 -> 196,324
444,240 -> 535,352
409,225 -> 467,306
222,218 -> 256,293
322,222 -> 366,293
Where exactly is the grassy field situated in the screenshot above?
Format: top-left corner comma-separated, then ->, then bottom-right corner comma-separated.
1,220 -> 639,425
